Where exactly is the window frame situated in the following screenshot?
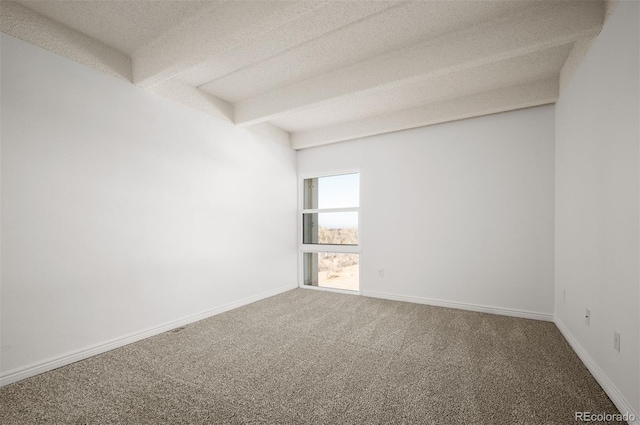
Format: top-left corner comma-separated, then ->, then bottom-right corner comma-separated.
298,170 -> 361,293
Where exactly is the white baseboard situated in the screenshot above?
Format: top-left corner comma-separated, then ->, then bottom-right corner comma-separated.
0,283 -> 297,387
554,318 -> 639,425
360,290 -> 554,322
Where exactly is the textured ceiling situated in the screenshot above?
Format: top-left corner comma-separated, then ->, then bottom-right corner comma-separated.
6,0 -> 217,56
1,0 -> 606,149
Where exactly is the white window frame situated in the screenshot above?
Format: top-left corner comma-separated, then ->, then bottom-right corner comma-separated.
298,170 -> 361,293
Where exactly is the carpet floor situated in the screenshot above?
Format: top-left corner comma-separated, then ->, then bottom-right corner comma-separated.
0,289 -> 621,424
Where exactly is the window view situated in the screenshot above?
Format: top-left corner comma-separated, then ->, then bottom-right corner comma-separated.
301,173 -> 359,291
304,253 -> 359,291
308,173 -> 360,209
302,212 -> 358,245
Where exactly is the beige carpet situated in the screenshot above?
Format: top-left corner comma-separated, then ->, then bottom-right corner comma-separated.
0,289 -> 621,424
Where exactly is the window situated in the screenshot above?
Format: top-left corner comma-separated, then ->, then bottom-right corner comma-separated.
300,173 -> 360,291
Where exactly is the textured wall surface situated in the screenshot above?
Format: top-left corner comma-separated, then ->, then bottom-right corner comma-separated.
298,105 -> 555,317
555,0 -> 639,416
0,34 -> 297,375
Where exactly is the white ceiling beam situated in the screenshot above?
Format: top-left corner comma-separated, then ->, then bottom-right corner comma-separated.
559,38 -> 597,93
234,1 -> 603,127
180,1 -> 401,87
290,78 -> 558,150
271,44 -> 572,132
558,0 -> 621,94
132,1 -> 330,89
0,1 -> 132,81
148,79 -> 292,147
147,78 -> 233,123
242,123 -> 291,149
146,79 -> 291,147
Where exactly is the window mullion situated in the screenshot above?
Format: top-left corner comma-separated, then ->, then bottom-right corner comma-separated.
301,207 -> 359,214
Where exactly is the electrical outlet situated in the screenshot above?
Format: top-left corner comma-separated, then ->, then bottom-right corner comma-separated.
614,331 -> 620,352
585,309 -> 590,326
378,269 -> 384,277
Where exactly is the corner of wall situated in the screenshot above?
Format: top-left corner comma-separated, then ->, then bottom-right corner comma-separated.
554,318 -> 640,424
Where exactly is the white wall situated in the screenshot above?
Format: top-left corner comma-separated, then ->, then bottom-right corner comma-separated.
0,34 -> 297,379
555,0 -> 639,418
298,105 -> 555,319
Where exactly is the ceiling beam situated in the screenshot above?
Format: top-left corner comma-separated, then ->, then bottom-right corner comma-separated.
271,44 -> 571,132
147,78 -> 233,123
0,1 -> 132,81
559,38 -> 597,93
290,78 -> 558,150
132,1 -> 331,89
234,1 -> 603,127
146,79 -> 291,147
242,123 -> 291,149
180,1 -> 402,88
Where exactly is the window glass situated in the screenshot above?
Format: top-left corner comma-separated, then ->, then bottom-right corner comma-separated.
301,172 -> 360,291
302,212 -> 358,245
304,173 -> 359,209
303,252 -> 359,291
